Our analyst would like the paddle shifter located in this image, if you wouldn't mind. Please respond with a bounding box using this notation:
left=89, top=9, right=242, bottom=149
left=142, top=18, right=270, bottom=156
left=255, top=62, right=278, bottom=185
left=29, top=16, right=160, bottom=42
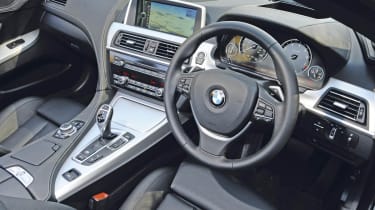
left=96, top=104, right=116, bottom=140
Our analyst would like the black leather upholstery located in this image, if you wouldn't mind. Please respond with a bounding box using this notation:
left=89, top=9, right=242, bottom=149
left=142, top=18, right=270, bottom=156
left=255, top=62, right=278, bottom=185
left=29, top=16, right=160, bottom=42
left=0, top=195, right=75, bottom=210
left=0, top=97, right=84, bottom=152
left=120, top=167, right=176, bottom=210
left=121, top=162, right=275, bottom=210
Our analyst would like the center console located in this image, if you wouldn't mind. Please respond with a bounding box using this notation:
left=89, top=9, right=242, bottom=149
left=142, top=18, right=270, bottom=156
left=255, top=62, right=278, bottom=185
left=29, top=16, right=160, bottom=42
left=108, top=0, right=206, bottom=100
left=54, top=0, right=211, bottom=201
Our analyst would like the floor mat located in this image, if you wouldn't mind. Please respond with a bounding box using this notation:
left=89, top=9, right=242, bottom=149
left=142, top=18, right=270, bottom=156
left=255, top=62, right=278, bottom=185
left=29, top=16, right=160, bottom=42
left=240, top=139, right=342, bottom=210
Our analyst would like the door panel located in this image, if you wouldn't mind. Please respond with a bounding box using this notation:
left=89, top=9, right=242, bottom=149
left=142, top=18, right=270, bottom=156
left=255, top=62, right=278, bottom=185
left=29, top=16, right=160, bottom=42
left=0, top=0, right=97, bottom=109
left=0, top=0, right=42, bottom=44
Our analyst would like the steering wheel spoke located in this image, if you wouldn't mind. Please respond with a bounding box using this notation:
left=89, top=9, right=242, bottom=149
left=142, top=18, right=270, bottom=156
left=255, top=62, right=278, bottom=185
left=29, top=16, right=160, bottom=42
left=198, top=125, right=232, bottom=156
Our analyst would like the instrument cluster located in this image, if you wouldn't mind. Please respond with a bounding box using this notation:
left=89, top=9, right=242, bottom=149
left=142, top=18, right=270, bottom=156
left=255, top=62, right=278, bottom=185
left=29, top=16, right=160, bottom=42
left=222, top=35, right=326, bottom=90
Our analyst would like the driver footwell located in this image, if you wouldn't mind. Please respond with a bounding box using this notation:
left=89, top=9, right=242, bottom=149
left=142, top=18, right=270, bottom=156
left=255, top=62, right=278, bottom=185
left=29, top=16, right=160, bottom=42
left=238, top=139, right=348, bottom=210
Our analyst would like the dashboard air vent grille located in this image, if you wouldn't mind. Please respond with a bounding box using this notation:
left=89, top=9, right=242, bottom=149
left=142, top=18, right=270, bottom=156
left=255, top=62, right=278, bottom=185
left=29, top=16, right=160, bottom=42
left=114, top=32, right=147, bottom=53
left=155, top=42, right=179, bottom=60
left=318, top=89, right=366, bottom=124
left=48, top=0, right=67, bottom=6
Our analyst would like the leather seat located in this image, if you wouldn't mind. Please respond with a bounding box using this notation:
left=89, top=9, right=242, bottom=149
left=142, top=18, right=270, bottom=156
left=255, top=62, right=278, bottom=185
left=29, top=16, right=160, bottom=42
left=120, top=162, right=275, bottom=210
left=0, top=97, right=84, bottom=152
left=0, top=195, right=75, bottom=210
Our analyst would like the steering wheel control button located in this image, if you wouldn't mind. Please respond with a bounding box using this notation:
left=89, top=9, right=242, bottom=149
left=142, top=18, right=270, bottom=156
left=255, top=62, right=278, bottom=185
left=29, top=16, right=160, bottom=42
left=254, top=100, right=274, bottom=122
left=255, top=108, right=265, bottom=115
left=6, top=166, right=34, bottom=187
left=210, top=89, right=226, bottom=107
left=63, top=169, right=80, bottom=182
left=177, top=77, right=192, bottom=95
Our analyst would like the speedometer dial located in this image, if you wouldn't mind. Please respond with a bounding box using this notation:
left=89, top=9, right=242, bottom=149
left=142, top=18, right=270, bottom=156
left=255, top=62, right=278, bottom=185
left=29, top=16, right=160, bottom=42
left=240, top=38, right=268, bottom=63
left=282, top=39, right=312, bottom=73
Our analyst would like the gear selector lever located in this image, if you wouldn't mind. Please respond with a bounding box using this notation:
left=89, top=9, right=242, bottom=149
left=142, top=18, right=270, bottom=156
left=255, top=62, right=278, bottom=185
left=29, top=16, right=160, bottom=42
left=96, top=104, right=116, bottom=140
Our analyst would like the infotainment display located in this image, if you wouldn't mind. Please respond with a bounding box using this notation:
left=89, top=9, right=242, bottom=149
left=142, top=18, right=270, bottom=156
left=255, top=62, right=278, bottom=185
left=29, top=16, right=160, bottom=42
left=136, top=0, right=200, bottom=37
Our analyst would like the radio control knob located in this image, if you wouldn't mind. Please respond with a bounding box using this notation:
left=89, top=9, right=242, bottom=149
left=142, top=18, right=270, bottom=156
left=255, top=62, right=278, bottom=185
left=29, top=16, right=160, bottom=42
left=113, top=60, right=125, bottom=66
left=155, top=88, right=164, bottom=97
left=113, top=75, right=129, bottom=85
left=116, top=76, right=128, bottom=85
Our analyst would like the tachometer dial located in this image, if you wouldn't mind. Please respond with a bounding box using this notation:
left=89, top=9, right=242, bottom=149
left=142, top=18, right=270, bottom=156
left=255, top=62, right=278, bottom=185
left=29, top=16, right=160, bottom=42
left=240, top=38, right=268, bottom=63
left=281, top=39, right=312, bottom=73
left=225, top=43, right=239, bottom=58
left=308, top=66, right=325, bottom=81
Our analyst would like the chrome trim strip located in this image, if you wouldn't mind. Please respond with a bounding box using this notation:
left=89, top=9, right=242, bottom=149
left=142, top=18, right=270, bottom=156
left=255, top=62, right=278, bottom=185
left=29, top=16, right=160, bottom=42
left=0, top=29, right=39, bottom=65
left=300, top=78, right=375, bottom=138
left=198, top=120, right=253, bottom=142
left=6, top=166, right=34, bottom=187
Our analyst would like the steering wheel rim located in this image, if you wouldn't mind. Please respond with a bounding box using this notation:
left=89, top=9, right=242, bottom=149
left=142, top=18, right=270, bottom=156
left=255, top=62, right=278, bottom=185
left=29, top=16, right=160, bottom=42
left=164, top=21, right=299, bottom=170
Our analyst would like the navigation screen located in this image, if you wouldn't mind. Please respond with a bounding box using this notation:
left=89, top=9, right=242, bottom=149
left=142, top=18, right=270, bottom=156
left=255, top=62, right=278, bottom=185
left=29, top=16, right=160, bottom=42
left=137, top=1, right=198, bottom=37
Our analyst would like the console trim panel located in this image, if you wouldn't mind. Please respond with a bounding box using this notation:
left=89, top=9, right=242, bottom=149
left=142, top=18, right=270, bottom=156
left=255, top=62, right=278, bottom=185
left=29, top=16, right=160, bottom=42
left=54, top=92, right=171, bottom=201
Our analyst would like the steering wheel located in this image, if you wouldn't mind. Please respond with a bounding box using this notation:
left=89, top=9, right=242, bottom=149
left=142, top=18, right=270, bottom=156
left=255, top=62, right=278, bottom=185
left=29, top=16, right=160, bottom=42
left=164, top=21, right=299, bottom=170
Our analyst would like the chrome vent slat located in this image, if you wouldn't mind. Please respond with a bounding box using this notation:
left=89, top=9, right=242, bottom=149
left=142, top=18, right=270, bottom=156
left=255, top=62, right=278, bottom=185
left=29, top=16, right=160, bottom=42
left=319, top=98, right=359, bottom=112
left=114, top=32, right=179, bottom=60
left=114, top=32, right=147, bottom=52
left=318, top=89, right=366, bottom=124
left=48, top=0, right=67, bottom=5
left=155, top=42, right=179, bottom=60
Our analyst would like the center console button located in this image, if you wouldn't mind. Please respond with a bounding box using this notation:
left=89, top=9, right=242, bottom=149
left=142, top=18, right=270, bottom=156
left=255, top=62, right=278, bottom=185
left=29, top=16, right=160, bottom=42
left=123, top=132, right=135, bottom=140
left=63, top=169, right=80, bottom=182
left=109, top=138, right=127, bottom=149
left=86, top=154, right=103, bottom=164
left=155, top=88, right=164, bottom=97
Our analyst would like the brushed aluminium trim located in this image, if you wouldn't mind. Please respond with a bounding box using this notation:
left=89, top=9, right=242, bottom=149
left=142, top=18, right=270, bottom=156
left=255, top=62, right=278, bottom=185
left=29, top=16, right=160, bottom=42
left=54, top=92, right=170, bottom=201
left=0, top=29, right=39, bottom=65
left=300, top=78, right=375, bottom=138
left=123, top=0, right=207, bottom=29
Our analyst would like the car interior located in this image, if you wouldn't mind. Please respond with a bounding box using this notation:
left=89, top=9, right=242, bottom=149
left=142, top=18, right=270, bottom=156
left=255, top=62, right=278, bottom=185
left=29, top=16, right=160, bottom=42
left=0, top=0, right=375, bottom=209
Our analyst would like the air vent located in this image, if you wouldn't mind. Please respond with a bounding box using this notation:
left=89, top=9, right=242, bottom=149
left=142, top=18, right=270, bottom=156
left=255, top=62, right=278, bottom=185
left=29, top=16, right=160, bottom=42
left=48, top=0, right=67, bottom=6
left=318, top=89, right=366, bottom=124
left=114, top=32, right=147, bottom=53
left=155, top=42, right=179, bottom=60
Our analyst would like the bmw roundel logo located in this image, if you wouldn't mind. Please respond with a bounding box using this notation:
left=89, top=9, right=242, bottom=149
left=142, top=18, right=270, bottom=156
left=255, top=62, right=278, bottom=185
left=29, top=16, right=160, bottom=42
left=210, top=89, right=226, bottom=107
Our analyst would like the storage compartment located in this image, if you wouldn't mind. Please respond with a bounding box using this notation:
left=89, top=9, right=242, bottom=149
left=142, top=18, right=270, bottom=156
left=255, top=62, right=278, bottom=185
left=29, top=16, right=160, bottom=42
left=112, top=97, right=165, bottom=132
left=11, top=140, right=60, bottom=166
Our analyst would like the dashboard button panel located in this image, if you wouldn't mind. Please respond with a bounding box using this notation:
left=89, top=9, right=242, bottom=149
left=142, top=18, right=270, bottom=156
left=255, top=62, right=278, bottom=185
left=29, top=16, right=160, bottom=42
left=298, top=112, right=373, bottom=166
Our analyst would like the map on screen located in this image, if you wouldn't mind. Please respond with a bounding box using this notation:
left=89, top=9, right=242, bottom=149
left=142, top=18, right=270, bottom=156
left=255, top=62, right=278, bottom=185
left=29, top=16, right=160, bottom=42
left=147, top=2, right=197, bottom=37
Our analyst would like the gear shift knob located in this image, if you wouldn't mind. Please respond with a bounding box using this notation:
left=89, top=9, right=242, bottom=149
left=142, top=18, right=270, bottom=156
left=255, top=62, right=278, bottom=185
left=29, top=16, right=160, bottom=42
left=96, top=104, right=115, bottom=139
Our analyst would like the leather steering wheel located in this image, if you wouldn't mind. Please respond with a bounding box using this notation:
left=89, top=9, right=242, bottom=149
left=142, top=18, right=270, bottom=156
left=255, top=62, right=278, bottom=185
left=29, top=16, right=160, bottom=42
left=164, top=21, right=299, bottom=169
